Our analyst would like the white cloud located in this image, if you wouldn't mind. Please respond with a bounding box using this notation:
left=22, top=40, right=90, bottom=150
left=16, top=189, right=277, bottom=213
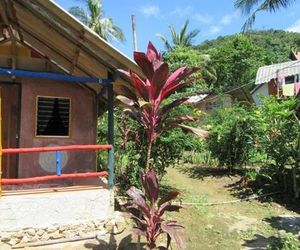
left=140, top=4, right=160, bottom=17
left=220, top=11, right=240, bottom=25
left=287, top=19, right=300, bottom=32
left=208, top=26, right=221, bottom=35
left=193, top=13, right=213, bottom=24
left=170, top=6, right=192, bottom=18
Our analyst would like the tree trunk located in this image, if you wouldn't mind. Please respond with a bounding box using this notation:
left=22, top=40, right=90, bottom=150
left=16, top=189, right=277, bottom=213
left=292, top=167, right=299, bottom=199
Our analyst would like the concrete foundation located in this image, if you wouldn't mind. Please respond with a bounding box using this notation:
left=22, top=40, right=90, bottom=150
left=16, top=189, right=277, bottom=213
left=0, top=188, right=114, bottom=232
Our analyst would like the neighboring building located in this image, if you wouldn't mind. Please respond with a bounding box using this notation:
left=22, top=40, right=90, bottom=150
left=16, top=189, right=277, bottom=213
left=251, top=60, right=300, bottom=105
left=194, top=87, right=253, bottom=114
left=0, top=0, right=140, bottom=240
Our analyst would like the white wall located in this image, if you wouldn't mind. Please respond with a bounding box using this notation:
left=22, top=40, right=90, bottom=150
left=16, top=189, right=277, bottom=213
left=0, top=189, right=114, bottom=231
left=252, top=83, right=269, bottom=106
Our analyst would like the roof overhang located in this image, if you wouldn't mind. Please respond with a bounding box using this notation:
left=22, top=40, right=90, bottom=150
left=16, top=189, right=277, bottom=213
left=255, top=60, right=300, bottom=85
left=0, top=0, right=141, bottom=95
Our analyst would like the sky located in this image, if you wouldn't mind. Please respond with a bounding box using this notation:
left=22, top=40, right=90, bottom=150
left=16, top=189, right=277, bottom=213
left=55, top=0, right=300, bottom=58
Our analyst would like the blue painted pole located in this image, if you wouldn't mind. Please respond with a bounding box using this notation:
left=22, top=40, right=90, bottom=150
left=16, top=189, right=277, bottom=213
left=0, top=68, right=113, bottom=84
left=107, top=84, right=115, bottom=189
left=56, top=151, right=62, bottom=176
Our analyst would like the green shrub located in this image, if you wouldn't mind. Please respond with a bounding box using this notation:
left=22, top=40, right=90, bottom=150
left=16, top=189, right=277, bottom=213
left=267, top=233, right=300, bottom=250
left=206, top=104, right=256, bottom=170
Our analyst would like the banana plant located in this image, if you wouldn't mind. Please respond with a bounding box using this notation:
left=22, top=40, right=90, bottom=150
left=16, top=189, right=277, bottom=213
left=117, top=42, right=208, bottom=169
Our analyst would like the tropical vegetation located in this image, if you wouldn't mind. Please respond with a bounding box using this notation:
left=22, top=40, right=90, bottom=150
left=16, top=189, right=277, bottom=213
left=235, top=0, right=296, bottom=30
left=157, top=20, right=200, bottom=50
left=116, top=42, right=207, bottom=171
left=69, top=0, right=125, bottom=42
left=205, top=96, right=300, bottom=198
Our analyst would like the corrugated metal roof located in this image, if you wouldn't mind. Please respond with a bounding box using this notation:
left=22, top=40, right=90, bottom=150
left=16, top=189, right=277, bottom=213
left=255, top=60, right=300, bottom=85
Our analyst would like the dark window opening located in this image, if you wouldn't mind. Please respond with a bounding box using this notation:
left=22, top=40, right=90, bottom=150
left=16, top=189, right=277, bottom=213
left=36, top=97, right=70, bottom=136
left=285, top=75, right=296, bottom=84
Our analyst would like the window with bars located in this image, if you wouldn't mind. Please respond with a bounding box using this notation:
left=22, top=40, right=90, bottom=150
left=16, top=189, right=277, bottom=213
left=36, top=96, right=70, bottom=137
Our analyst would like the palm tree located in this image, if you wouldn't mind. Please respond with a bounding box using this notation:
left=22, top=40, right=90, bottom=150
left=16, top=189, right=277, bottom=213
left=69, top=0, right=125, bottom=43
left=157, top=20, right=200, bottom=50
left=235, top=0, right=296, bottom=31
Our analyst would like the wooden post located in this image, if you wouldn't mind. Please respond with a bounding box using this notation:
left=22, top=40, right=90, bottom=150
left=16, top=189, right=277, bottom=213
left=0, top=87, right=2, bottom=196
left=131, top=14, right=138, bottom=51
left=107, top=84, right=114, bottom=189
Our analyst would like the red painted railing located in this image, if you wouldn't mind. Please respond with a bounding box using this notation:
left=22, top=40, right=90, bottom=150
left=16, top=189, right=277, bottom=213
left=1, top=145, right=111, bottom=185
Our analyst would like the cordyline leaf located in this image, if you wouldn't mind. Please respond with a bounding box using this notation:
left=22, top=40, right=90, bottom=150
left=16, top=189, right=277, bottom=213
left=124, top=109, right=141, bottom=123
left=118, top=85, right=138, bottom=102
left=132, top=228, right=147, bottom=237
left=130, top=215, right=148, bottom=230
left=158, top=204, right=182, bottom=217
left=152, top=63, right=169, bottom=99
left=165, top=67, right=199, bottom=89
left=127, top=187, right=150, bottom=217
left=147, top=41, right=162, bottom=71
left=126, top=205, right=141, bottom=218
left=161, top=222, right=183, bottom=248
left=166, top=221, right=184, bottom=229
left=116, top=95, right=137, bottom=107
left=134, top=52, right=154, bottom=80
left=161, top=67, right=200, bottom=100
left=138, top=100, right=152, bottom=108
left=130, top=72, right=149, bottom=101
left=158, top=191, right=180, bottom=208
left=164, top=66, right=186, bottom=87
left=164, top=115, right=195, bottom=125
left=177, top=124, right=209, bottom=139
left=147, top=41, right=161, bottom=63
left=141, top=169, right=159, bottom=205
left=158, top=98, right=188, bottom=117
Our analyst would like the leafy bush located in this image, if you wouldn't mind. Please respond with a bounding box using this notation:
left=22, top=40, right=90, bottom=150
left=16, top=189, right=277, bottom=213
left=206, top=104, right=256, bottom=169
left=97, top=108, right=196, bottom=192
left=267, top=233, right=300, bottom=250
left=204, top=96, right=300, bottom=198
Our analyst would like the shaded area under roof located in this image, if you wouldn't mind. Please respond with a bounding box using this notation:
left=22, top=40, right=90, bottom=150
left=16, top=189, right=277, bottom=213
left=255, top=60, right=300, bottom=85
left=0, top=0, right=141, bottom=94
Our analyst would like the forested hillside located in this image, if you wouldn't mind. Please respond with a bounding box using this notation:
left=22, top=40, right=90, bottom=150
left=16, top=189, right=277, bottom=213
left=197, top=29, right=300, bottom=63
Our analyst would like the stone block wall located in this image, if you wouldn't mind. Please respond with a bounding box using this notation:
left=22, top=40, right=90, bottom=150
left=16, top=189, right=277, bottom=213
left=0, top=188, right=114, bottom=247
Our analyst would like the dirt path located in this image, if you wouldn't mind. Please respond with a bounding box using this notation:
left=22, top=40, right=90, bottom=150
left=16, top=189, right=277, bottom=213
left=3, top=165, right=299, bottom=249
left=163, top=165, right=300, bottom=250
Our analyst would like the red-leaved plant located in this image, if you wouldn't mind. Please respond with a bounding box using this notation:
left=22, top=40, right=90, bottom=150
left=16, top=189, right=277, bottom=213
left=127, top=168, right=183, bottom=249
left=117, top=42, right=208, bottom=169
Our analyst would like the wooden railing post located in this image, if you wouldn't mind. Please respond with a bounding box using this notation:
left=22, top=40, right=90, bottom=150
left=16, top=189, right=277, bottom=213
left=0, top=87, right=2, bottom=196
left=107, top=83, right=114, bottom=189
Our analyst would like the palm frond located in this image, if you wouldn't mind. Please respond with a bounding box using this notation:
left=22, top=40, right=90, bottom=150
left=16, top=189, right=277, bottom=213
left=68, top=6, right=90, bottom=26
left=156, top=34, right=172, bottom=51
left=237, top=0, right=295, bottom=31
left=69, top=0, right=125, bottom=43
left=179, top=20, right=189, bottom=45
left=234, top=0, right=262, bottom=14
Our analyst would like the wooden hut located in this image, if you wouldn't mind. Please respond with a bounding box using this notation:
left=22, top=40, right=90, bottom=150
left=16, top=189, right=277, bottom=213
left=0, top=0, right=139, bottom=241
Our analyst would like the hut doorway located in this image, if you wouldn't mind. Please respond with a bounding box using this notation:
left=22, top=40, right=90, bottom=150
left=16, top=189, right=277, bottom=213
left=0, top=82, right=20, bottom=178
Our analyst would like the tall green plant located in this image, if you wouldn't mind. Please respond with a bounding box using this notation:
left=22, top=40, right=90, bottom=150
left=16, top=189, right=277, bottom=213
left=253, top=96, right=299, bottom=193
left=206, top=104, right=256, bottom=170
